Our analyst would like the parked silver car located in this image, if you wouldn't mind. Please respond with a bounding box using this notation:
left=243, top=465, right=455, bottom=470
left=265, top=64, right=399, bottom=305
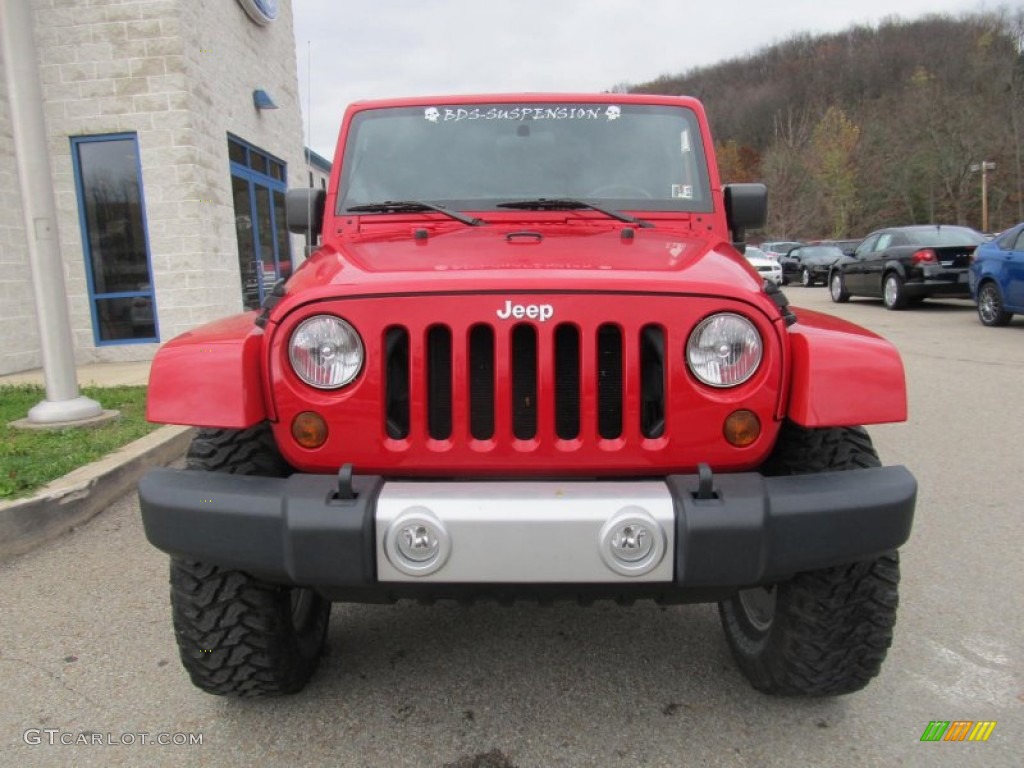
left=744, top=246, right=783, bottom=285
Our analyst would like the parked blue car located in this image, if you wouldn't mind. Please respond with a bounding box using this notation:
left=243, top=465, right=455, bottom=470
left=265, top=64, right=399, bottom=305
left=969, top=223, right=1024, bottom=326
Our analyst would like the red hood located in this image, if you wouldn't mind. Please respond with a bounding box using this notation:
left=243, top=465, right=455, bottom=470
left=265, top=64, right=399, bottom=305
left=281, top=220, right=767, bottom=306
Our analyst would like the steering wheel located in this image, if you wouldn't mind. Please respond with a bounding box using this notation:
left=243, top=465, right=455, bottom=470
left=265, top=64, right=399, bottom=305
left=586, top=184, right=654, bottom=199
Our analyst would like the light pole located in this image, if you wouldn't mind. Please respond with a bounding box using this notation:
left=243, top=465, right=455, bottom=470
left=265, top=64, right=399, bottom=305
left=1, top=0, right=104, bottom=425
left=970, top=160, right=996, bottom=233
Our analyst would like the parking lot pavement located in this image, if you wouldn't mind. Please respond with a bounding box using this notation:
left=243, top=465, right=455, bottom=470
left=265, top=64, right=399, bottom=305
left=1, top=288, right=1021, bottom=767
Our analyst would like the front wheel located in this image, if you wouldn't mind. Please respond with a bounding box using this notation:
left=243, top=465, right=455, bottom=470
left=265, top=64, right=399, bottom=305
left=171, top=424, right=331, bottom=696
left=171, top=560, right=330, bottom=696
left=977, top=281, right=1013, bottom=326
left=719, top=553, right=899, bottom=696
left=801, top=268, right=814, bottom=287
left=719, top=422, right=901, bottom=696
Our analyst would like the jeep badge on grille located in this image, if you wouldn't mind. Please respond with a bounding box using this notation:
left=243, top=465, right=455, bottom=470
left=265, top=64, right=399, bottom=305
left=496, top=301, right=554, bottom=322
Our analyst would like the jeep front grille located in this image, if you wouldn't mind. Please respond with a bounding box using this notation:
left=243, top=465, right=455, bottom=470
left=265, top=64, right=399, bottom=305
left=384, top=321, right=666, bottom=444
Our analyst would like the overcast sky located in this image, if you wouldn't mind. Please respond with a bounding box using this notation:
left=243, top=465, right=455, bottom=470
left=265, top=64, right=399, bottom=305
left=292, top=0, right=986, bottom=158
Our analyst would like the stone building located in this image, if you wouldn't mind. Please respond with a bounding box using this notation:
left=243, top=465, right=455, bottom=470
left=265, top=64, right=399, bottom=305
left=0, top=0, right=309, bottom=375
left=306, top=147, right=331, bottom=192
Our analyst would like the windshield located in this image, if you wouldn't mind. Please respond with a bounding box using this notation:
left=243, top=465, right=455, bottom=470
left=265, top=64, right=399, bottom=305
left=337, top=102, right=711, bottom=214
left=799, top=246, right=844, bottom=260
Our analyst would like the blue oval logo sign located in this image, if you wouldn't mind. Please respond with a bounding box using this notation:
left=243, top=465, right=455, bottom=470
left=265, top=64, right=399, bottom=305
left=236, top=0, right=278, bottom=25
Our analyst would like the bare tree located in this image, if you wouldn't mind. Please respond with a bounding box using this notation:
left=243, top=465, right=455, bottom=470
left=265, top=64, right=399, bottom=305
left=762, top=109, right=818, bottom=237
left=810, top=106, right=860, bottom=237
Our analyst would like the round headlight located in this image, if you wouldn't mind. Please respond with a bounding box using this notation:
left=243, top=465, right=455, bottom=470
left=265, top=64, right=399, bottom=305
left=289, top=315, right=364, bottom=389
left=686, top=313, right=762, bottom=387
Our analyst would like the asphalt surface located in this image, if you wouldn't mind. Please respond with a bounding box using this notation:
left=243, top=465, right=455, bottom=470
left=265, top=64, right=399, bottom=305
left=2, top=287, right=1022, bottom=767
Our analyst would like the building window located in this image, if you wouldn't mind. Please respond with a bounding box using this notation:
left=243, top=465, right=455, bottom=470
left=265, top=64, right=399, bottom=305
left=71, top=134, right=157, bottom=344
left=228, top=135, right=291, bottom=310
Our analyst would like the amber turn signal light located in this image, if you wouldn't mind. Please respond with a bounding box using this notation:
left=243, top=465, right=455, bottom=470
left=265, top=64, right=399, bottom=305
left=723, top=410, right=760, bottom=447
left=292, top=411, right=328, bottom=449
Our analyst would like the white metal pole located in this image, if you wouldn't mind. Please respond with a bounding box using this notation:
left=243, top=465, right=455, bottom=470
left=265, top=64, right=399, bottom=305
left=981, top=164, right=989, bottom=234
left=1, top=0, right=102, bottom=423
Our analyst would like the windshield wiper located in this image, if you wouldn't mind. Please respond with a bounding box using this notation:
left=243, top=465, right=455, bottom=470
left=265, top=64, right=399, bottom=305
left=346, top=200, right=485, bottom=227
left=496, top=198, right=654, bottom=228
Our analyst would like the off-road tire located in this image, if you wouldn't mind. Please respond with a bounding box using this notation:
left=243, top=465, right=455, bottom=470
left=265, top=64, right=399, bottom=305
left=758, top=421, right=881, bottom=475
left=171, top=423, right=330, bottom=696
left=186, top=424, right=292, bottom=476
left=170, top=559, right=330, bottom=697
left=829, top=271, right=850, bottom=303
left=883, top=272, right=908, bottom=310
left=977, top=281, right=1013, bottom=327
left=718, top=422, right=900, bottom=696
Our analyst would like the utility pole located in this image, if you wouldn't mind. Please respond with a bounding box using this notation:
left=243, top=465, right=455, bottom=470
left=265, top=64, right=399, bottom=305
left=1, top=0, right=104, bottom=424
left=970, top=160, right=996, bottom=233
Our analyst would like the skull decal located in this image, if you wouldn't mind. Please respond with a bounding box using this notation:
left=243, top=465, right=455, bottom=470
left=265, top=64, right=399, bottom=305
left=605, top=106, right=621, bottom=121
left=424, top=107, right=440, bottom=123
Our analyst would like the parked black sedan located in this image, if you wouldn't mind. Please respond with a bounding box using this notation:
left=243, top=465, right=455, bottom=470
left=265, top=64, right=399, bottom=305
left=780, top=244, right=846, bottom=286
left=828, top=225, right=985, bottom=309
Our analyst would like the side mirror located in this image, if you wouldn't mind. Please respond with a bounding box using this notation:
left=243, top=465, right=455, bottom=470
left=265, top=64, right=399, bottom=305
left=286, top=188, right=326, bottom=238
left=724, top=183, right=767, bottom=249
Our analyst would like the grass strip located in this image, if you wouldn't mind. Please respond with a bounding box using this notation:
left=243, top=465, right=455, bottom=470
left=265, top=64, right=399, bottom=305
left=1, top=384, right=158, bottom=500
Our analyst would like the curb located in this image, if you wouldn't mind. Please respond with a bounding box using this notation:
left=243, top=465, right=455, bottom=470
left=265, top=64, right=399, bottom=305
left=0, top=425, right=194, bottom=561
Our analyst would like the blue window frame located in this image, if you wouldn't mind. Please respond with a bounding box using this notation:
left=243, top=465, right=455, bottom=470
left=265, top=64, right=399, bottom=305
left=71, top=133, right=158, bottom=344
left=228, top=135, right=291, bottom=310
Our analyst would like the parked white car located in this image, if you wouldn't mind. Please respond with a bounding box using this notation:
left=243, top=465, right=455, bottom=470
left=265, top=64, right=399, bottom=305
left=759, top=241, right=803, bottom=260
left=743, top=247, right=783, bottom=286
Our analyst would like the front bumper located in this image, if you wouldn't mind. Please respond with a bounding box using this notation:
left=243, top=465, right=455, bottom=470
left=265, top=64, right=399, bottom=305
left=809, top=265, right=832, bottom=280
left=138, top=466, right=916, bottom=601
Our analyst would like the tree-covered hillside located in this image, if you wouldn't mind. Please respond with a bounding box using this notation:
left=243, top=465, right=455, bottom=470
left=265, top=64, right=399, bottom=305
left=629, top=11, right=1024, bottom=238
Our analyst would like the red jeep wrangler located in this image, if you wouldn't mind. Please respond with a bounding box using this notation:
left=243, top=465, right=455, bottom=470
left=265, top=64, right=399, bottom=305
left=139, top=94, right=916, bottom=698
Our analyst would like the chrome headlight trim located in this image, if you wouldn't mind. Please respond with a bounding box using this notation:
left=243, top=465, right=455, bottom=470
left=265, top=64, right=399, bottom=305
left=686, top=312, right=763, bottom=388
left=288, top=315, right=364, bottom=389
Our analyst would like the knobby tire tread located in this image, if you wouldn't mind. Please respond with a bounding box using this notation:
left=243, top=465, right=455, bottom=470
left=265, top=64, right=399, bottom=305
left=719, top=422, right=900, bottom=696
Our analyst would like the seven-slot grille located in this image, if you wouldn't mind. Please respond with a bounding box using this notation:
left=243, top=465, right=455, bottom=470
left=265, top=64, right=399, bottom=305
left=384, top=322, right=667, bottom=444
